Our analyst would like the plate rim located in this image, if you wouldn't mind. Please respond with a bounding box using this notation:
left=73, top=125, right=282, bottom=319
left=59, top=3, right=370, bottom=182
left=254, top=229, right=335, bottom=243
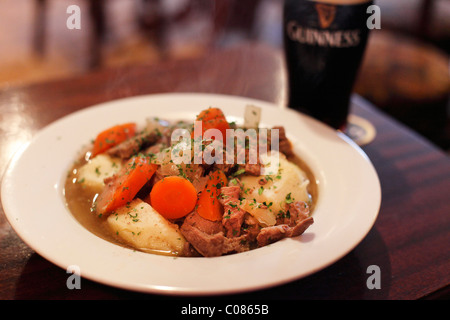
left=1, top=92, right=381, bottom=296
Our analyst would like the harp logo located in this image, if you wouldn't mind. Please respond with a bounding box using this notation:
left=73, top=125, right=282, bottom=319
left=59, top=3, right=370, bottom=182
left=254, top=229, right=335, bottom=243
left=315, top=3, right=337, bottom=29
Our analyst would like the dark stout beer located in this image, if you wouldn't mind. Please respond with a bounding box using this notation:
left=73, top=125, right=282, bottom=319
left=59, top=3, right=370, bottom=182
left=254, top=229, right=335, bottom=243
left=284, top=0, right=373, bottom=129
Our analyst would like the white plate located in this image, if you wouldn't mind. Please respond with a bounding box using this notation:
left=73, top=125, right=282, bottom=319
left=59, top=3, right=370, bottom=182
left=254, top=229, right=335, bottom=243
left=1, top=93, right=381, bottom=296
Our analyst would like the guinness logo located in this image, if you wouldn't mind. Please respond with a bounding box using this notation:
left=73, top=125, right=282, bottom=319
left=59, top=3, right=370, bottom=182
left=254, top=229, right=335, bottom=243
left=315, top=3, right=336, bottom=29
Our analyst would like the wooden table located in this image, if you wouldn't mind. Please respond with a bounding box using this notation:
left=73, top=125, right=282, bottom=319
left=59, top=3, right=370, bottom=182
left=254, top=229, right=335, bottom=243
left=0, top=43, right=449, bottom=301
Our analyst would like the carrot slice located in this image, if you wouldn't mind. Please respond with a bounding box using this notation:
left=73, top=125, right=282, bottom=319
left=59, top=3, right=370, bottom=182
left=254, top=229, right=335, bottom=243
left=192, top=107, right=230, bottom=144
left=149, top=176, right=198, bottom=220
left=197, top=107, right=226, bottom=123
left=95, top=155, right=158, bottom=214
left=92, top=123, right=136, bottom=157
left=197, top=170, right=228, bottom=221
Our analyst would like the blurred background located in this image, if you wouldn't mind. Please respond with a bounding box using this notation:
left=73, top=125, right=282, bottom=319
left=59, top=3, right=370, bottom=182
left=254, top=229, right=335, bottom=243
left=0, top=0, right=449, bottom=151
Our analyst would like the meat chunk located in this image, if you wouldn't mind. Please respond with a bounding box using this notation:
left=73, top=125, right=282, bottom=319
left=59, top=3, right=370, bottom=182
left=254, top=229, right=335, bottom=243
left=256, top=225, right=290, bottom=247
left=220, top=126, right=291, bottom=175
left=220, top=186, right=246, bottom=237
left=188, top=165, right=208, bottom=193
left=257, top=201, right=314, bottom=247
left=183, top=210, right=224, bottom=235
left=107, top=131, right=160, bottom=159
left=220, top=185, right=240, bottom=200
left=277, top=201, right=310, bottom=226
left=242, top=162, right=262, bottom=176
left=207, top=139, right=263, bottom=176
left=155, top=161, right=207, bottom=194
left=181, top=224, right=227, bottom=257
left=144, top=142, right=167, bottom=155
left=212, top=162, right=236, bottom=175
left=180, top=211, right=225, bottom=257
left=223, top=234, right=251, bottom=254
left=270, top=126, right=294, bottom=157
left=243, top=214, right=261, bottom=242
left=256, top=217, right=313, bottom=247
left=236, top=146, right=263, bottom=176
left=180, top=211, right=251, bottom=257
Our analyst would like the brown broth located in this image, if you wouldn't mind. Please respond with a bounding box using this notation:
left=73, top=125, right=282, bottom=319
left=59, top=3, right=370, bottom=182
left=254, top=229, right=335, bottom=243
left=65, top=160, right=117, bottom=243
left=288, top=154, right=319, bottom=212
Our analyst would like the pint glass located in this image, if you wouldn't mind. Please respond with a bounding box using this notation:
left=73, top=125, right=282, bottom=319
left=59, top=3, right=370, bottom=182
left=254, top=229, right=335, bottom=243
left=283, top=0, right=373, bottom=130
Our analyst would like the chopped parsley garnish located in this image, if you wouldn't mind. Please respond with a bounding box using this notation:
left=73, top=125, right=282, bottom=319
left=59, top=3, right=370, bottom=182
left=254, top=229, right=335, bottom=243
left=285, top=192, right=294, bottom=204
left=258, top=186, right=264, bottom=195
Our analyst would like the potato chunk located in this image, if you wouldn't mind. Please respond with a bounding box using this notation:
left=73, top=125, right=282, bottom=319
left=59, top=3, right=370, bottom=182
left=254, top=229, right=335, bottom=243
left=107, top=199, right=186, bottom=255
left=77, top=154, right=122, bottom=192
left=239, top=151, right=310, bottom=226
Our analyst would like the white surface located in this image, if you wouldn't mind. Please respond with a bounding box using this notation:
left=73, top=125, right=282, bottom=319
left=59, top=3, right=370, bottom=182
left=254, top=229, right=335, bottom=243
left=1, top=93, right=381, bottom=296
